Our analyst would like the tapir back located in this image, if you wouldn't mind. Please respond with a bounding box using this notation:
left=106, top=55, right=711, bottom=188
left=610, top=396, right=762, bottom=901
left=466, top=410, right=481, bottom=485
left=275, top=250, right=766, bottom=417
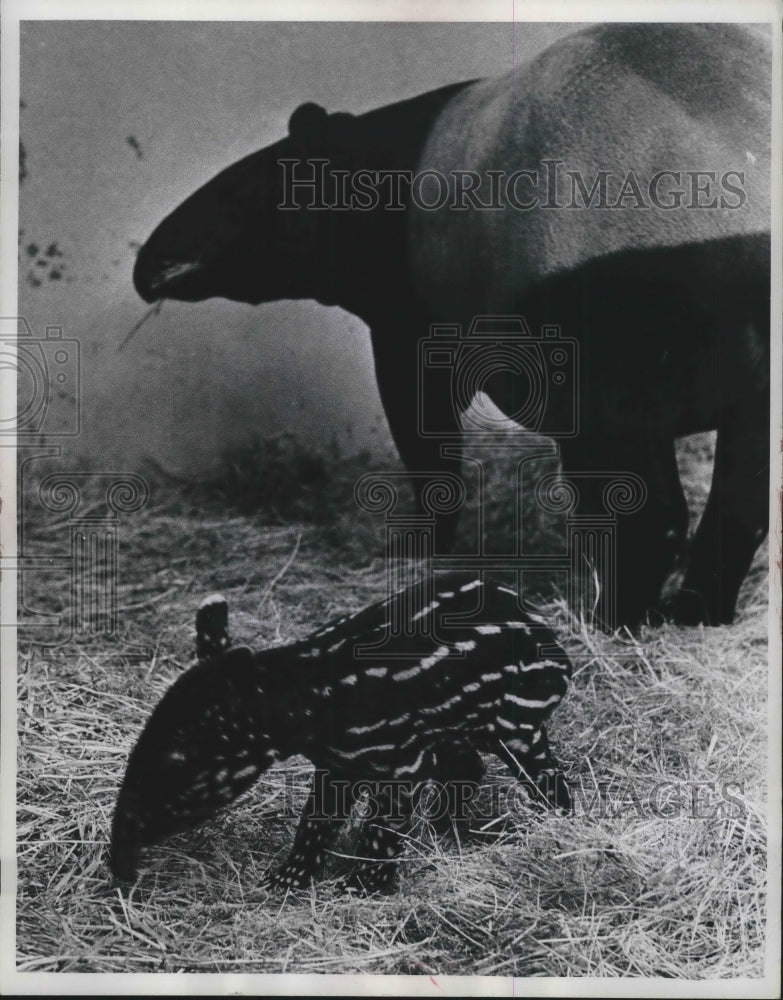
left=410, top=23, right=771, bottom=319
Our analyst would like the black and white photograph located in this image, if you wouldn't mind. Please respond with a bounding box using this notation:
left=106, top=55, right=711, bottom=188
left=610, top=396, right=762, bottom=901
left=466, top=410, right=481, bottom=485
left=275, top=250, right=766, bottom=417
left=1, top=0, right=780, bottom=993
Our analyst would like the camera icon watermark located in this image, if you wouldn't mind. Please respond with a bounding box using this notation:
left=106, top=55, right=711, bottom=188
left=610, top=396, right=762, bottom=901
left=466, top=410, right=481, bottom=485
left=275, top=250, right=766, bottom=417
left=0, top=316, right=80, bottom=437
left=418, top=315, right=579, bottom=439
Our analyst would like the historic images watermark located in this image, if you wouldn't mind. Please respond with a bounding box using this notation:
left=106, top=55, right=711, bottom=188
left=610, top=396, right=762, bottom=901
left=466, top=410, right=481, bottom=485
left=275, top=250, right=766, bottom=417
left=278, top=159, right=748, bottom=212
left=266, top=771, right=749, bottom=823
left=1, top=316, right=148, bottom=646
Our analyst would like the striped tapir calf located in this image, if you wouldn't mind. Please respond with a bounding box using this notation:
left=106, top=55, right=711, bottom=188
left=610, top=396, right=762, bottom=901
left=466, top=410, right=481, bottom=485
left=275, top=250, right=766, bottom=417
left=131, top=23, right=771, bottom=628
left=110, top=575, right=571, bottom=893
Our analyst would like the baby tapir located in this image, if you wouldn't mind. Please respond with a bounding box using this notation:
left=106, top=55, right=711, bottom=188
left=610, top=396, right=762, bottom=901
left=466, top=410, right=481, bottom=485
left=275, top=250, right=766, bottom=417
left=110, top=574, right=572, bottom=893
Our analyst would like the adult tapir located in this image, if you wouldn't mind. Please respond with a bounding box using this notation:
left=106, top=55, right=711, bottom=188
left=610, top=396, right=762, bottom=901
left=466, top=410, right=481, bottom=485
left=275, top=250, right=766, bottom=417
left=133, top=23, right=771, bottom=628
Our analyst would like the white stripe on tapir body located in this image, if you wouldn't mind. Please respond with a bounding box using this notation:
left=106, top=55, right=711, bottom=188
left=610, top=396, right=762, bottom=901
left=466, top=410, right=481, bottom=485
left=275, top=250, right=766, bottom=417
left=347, top=718, right=388, bottom=736
left=411, top=600, right=439, bottom=622
left=504, top=692, right=562, bottom=709
left=114, top=576, right=573, bottom=891
left=418, top=646, right=450, bottom=670
left=233, top=764, right=259, bottom=781
left=334, top=743, right=397, bottom=760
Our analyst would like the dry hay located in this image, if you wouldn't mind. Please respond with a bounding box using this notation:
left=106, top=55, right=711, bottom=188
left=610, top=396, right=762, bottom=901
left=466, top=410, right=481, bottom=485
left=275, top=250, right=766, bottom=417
left=14, top=432, right=771, bottom=978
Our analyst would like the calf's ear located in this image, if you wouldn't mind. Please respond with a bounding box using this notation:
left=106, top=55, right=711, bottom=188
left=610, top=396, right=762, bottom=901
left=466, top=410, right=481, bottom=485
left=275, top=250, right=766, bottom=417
left=195, top=594, right=230, bottom=663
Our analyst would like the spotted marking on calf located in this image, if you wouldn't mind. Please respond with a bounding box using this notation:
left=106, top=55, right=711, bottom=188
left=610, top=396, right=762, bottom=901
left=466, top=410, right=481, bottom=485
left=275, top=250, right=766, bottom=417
left=111, top=574, right=571, bottom=894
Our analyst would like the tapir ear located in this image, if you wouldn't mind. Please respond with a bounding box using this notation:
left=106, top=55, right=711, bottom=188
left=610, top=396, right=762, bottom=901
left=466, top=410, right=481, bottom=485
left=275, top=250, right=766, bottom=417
left=195, top=594, right=230, bottom=663
left=288, top=102, right=328, bottom=142
left=289, top=103, right=356, bottom=150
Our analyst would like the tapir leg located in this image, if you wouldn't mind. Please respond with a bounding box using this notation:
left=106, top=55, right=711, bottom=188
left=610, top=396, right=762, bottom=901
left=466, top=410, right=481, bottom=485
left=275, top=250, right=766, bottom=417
left=559, top=437, right=689, bottom=629
left=428, top=742, right=484, bottom=835
left=670, top=410, right=769, bottom=625
left=370, top=322, right=464, bottom=551
left=340, top=749, right=440, bottom=893
left=264, top=769, right=351, bottom=889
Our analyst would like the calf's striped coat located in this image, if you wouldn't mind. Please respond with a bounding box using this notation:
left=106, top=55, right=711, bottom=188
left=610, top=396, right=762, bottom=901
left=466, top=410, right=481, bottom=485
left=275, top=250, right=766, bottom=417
left=111, top=574, right=571, bottom=892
